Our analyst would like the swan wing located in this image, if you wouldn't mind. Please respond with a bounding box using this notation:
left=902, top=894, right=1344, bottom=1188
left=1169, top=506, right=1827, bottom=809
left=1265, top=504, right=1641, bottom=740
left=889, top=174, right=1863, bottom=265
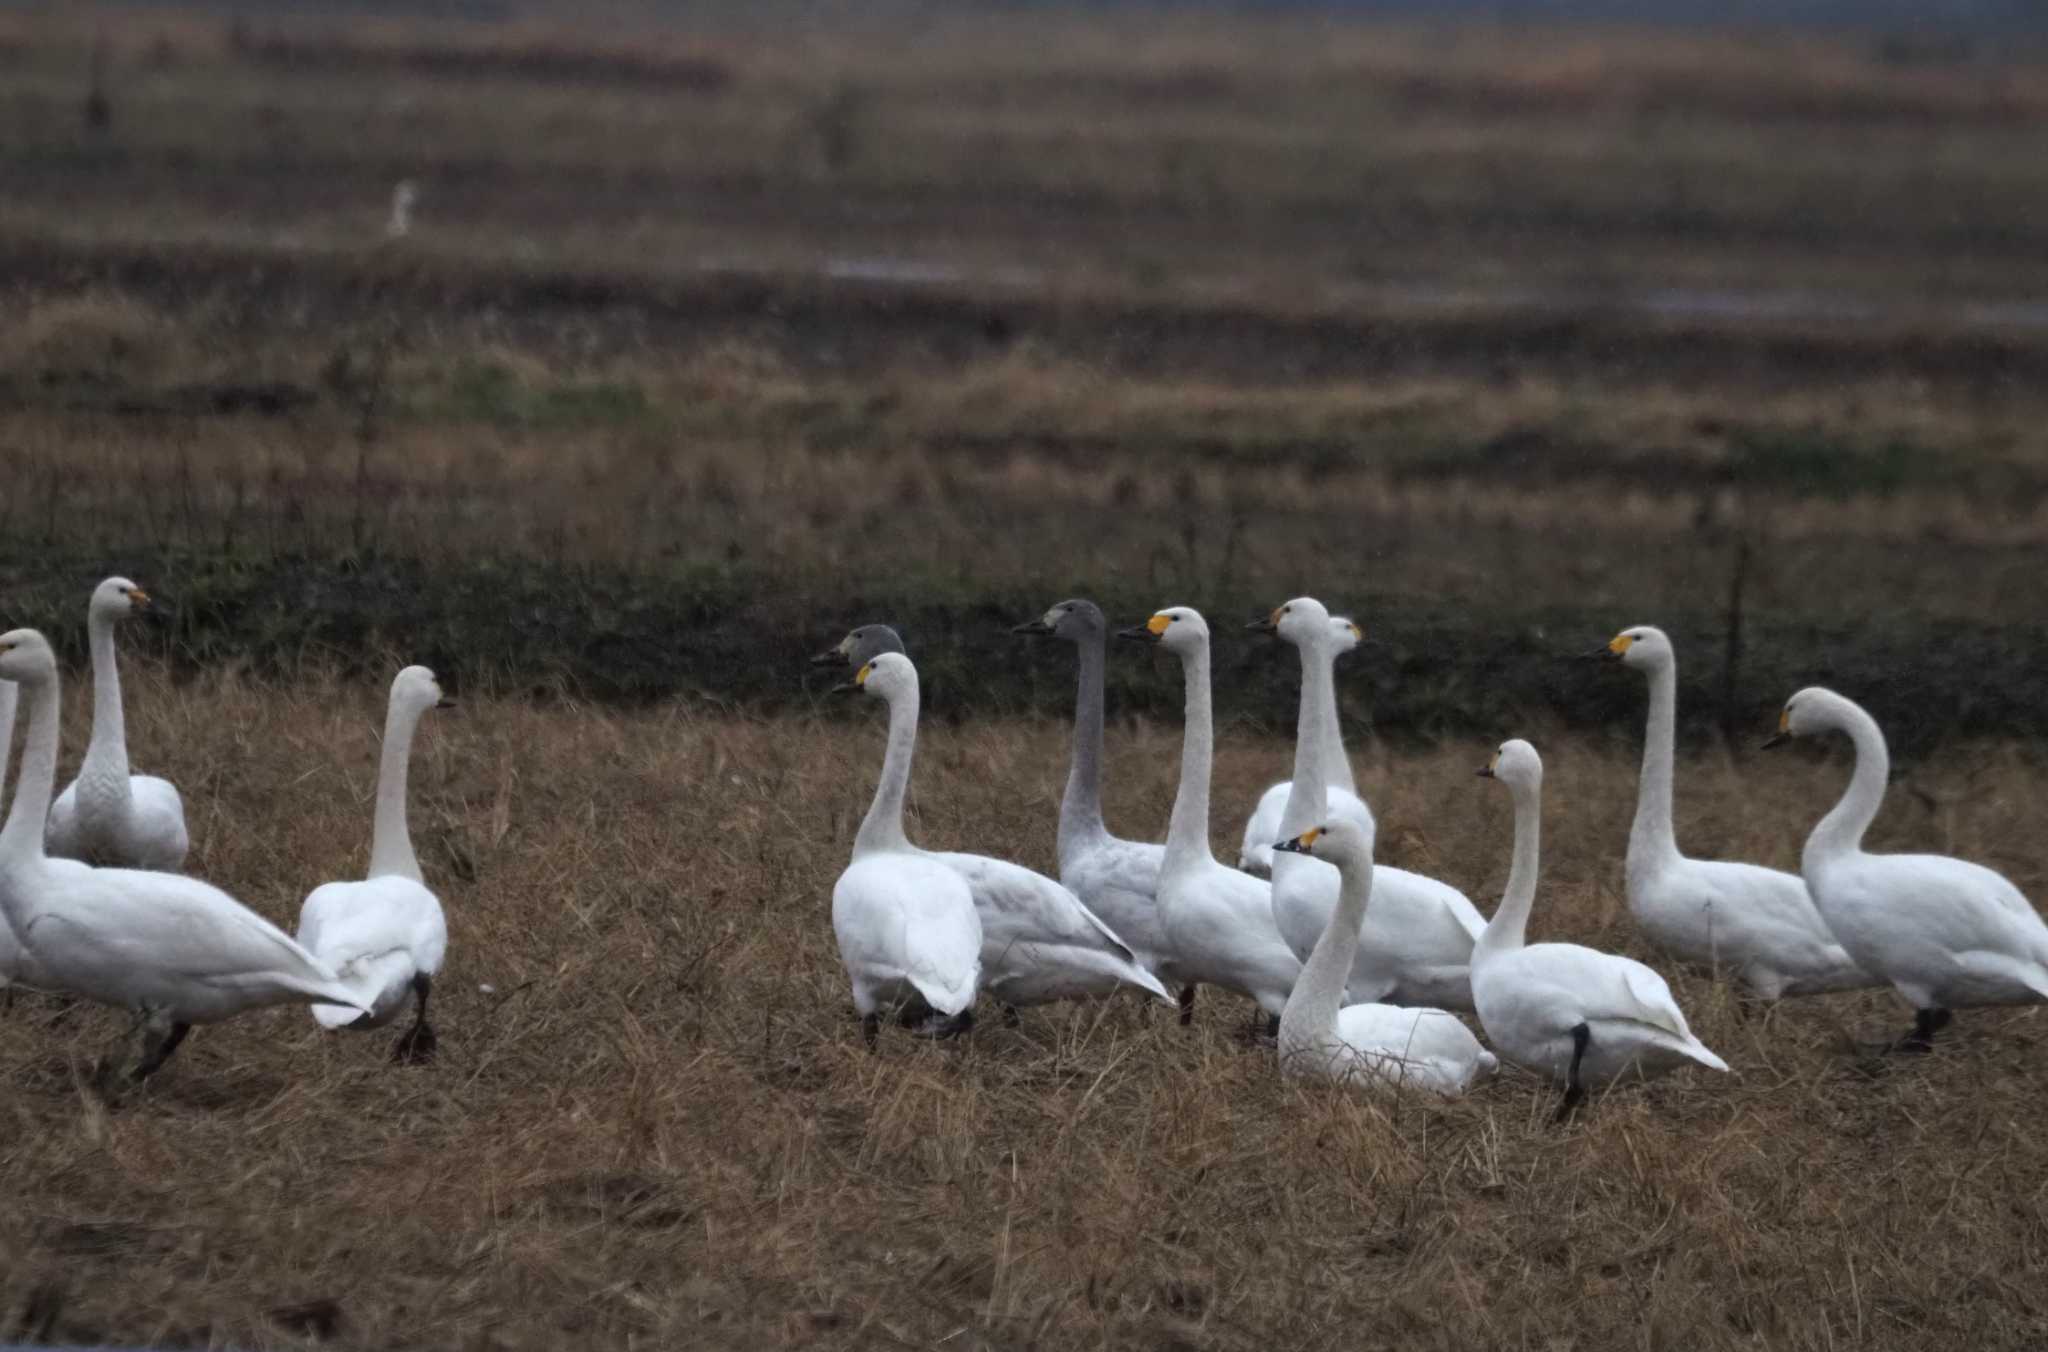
left=833, top=854, right=981, bottom=1015
left=933, top=851, right=1171, bottom=1002
left=42, top=781, right=83, bottom=860
left=128, top=775, right=191, bottom=869
left=297, top=877, right=448, bottom=980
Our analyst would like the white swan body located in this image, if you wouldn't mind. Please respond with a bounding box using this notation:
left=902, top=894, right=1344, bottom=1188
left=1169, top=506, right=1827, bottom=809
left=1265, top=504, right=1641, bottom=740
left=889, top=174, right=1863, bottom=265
left=834, top=653, right=981, bottom=1044
left=1773, top=688, right=2048, bottom=1043
left=1605, top=626, right=1872, bottom=998
left=0, top=629, right=370, bottom=1078
left=44, top=577, right=189, bottom=872
left=1123, top=608, right=1302, bottom=1018
left=1239, top=615, right=1372, bottom=876
left=1261, top=599, right=1485, bottom=1010
left=296, top=666, right=452, bottom=1057
left=0, top=679, right=22, bottom=986
left=1274, top=820, right=1496, bottom=1095
left=1472, top=739, right=1727, bottom=1115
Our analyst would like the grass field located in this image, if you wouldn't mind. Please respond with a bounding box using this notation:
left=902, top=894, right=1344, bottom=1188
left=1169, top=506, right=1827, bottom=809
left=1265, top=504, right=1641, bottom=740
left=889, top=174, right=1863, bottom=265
left=3, top=667, right=2047, bottom=1349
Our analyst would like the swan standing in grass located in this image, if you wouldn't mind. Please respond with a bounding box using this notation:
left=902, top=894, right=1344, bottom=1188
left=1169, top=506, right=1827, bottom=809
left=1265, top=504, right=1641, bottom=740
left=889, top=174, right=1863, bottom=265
left=0, top=629, right=370, bottom=1083
left=1013, top=599, right=1191, bottom=1014
left=1473, top=739, right=1728, bottom=1120
left=1259, top=598, right=1486, bottom=1010
left=45, top=577, right=189, bottom=872
left=1121, top=608, right=1302, bottom=1026
left=1272, top=821, right=1496, bottom=1095
left=295, top=666, right=453, bottom=1063
left=1767, top=687, right=2048, bottom=1050
left=1239, top=614, right=1373, bottom=877
left=1599, top=626, right=1872, bottom=1001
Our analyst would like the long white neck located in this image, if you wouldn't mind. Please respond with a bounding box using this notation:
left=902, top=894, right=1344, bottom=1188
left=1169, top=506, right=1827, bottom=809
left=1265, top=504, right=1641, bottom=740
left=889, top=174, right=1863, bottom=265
left=0, top=682, right=16, bottom=811
left=1477, top=777, right=1541, bottom=958
left=1163, top=642, right=1216, bottom=873
left=367, top=695, right=427, bottom=881
left=1278, top=634, right=1334, bottom=838
left=1057, top=631, right=1110, bottom=859
left=1278, top=849, right=1370, bottom=1058
left=82, top=612, right=133, bottom=788
left=853, top=682, right=919, bottom=857
left=1316, top=643, right=1357, bottom=796
left=1628, top=659, right=1682, bottom=875
left=1804, top=699, right=1888, bottom=872
left=0, top=671, right=59, bottom=872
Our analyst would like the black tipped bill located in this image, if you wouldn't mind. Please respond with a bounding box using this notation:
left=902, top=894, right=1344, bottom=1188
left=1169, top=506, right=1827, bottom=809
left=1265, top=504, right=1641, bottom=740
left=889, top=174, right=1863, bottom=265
left=1116, top=626, right=1160, bottom=645
left=1760, top=731, right=1791, bottom=751
left=1273, top=836, right=1309, bottom=855
left=1011, top=618, right=1054, bottom=636
left=1245, top=616, right=1278, bottom=634
left=1476, top=765, right=1495, bottom=778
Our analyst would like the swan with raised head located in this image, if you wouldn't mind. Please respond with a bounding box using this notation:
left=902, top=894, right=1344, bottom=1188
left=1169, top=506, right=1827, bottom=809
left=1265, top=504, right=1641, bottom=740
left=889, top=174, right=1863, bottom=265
left=45, top=577, right=189, bottom=871
left=1013, top=599, right=1188, bottom=1012
left=1767, top=687, right=2048, bottom=1050
left=0, top=629, right=370, bottom=1082
left=1473, top=739, right=1728, bottom=1119
left=832, top=652, right=982, bottom=1047
left=295, top=666, right=453, bottom=1062
left=1272, top=820, right=1496, bottom=1095
left=1238, top=614, right=1373, bottom=877
left=1260, top=599, right=1486, bottom=1010
left=812, top=624, right=904, bottom=671
left=1120, top=607, right=1302, bottom=1023
left=1600, top=626, right=1872, bottom=999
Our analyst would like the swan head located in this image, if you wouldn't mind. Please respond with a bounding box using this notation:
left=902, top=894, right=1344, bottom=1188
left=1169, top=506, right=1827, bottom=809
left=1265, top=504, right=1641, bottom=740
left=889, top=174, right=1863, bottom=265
left=1273, top=816, right=1374, bottom=866
left=1477, top=738, right=1542, bottom=789
left=1598, top=624, right=1673, bottom=670
left=839, top=650, right=917, bottom=702
left=1766, top=686, right=1846, bottom=749
left=1247, top=596, right=1333, bottom=651
left=0, top=629, right=58, bottom=686
left=393, top=664, right=454, bottom=714
left=1011, top=598, right=1104, bottom=643
left=1117, top=606, right=1206, bottom=654
left=1327, top=616, right=1362, bottom=657
left=91, top=576, right=158, bottom=622
left=811, top=624, right=906, bottom=670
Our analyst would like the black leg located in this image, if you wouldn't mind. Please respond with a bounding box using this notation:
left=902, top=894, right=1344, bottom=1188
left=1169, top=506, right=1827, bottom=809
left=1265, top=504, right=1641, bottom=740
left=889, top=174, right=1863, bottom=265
left=862, top=1013, right=881, bottom=1051
left=391, top=973, right=438, bottom=1065
left=1553, top=1022, right=1591, bottom=1124
left=1892, top=1007, right=1952, bottom=1054
left=910, top=1009, right=975, bottom=1040
left=131, top=1018, right=192, bottom=1083
left=1266, top=1011, right=1282, bottom=1039
left=1178, top=985, right=1197, bottom=1027
left=1002, top=1004, right=1021, bottom=1029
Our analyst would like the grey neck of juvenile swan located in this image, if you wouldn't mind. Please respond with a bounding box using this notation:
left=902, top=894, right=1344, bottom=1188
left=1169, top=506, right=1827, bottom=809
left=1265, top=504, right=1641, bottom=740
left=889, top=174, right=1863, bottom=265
left=0, top=670, right=58, bottom=868
left=1804, top=694, right=1889, bottom=872
left=1317, top=642, right=1357, bottom=796
left=1274, top=629, right=1334, bottom=886
left=367, top=694, right=427, bottom=882
left=0, top=682, right=15, bottom=809
left=1278, top=845, right=1370, bottom=1061
left=1477, top=775, right=1541, bottom=958
left=854, top=678, right=919, bottom=857
left=1164, top=641, right=1216, bottom=875
left=82, top=611, right=134, bottom=795
left=1057, top=628, right=1110, bottom=859
left=1627, top=657, right=1684, bottom=880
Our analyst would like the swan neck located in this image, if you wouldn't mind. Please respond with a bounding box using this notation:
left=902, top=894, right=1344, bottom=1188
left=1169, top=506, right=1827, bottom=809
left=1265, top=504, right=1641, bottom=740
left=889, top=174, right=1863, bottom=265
left=1278, top=634, right=1333, bottom=839
left=1479, top=778, right=1541, bottom=956
left=367, top=694, right=426, bottom=881
left=854, top=682, right=919, bottom=856
left=0, top=672, right=59, bottom=867
left=1629, top=660, right=1681, bottom=870
left=83, top=613, right=132, bottom=785
left=1315, top=640, right=1356, bottom=795
left=1057, top=631, right=1109, bottom=858
left=1807, top=703, right=1888, bottom=868
left=0, top=682, right=15, bottom=809
left=1279, top=853, right=1369, bottom=1056
left=1164, top=643, right=1215, bottom=870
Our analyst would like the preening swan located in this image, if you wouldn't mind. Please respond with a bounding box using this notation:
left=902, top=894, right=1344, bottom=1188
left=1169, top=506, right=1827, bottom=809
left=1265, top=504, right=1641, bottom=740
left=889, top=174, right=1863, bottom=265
left=833, top=652, right=982, bottom=1047
left=1013, top=599, right=1187, bottom=1010
left=1767, top=687, right=2048, bottom=1050
left=1258, top=598, right=1486, bottom=1010
left=45, top=576, right=190, bottom=872
left=1473, top=739, right=1727, bottom=1120
left=1238, top=614, right=1372, bottom=876
left=1120, top=608, right=1302, bottom=1023
left=812, top=624, right=904, bottom=671
left=295, top=666, right=453, bottom=1063
left=0, top=629, right=370, bottom=1082
left=1599, top=626, right=1871, bottom=1000
left=1272, top=820, right=1496, bottom=1095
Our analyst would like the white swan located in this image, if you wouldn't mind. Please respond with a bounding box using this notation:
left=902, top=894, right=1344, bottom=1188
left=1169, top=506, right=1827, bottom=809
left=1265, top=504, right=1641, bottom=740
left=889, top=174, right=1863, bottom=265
left=1601, top=626, right=1872, bottom=999
left=1473, top=739, right=1728, bottom=1119
left=1272, top=820, right=1497, bottom=1095
left=1014, top=599, right=1188, bottom=1012
left=0, top=678, right=21, bottom=988
left=1120, top=607, right=1302, bottom=1022
left=1768, top=687, right=2048, bottom=1050
left=45, top=577, right=189, bottom=871
left=833, top=652, right=982, bottom=1047
left=295, top=665, right=452, bottom=1062
left=0, top=629, right=370, bottom=1083
left=1261, top=599, right=1487, bottom=1010
left=1238, top=614, right=1372, bottom=876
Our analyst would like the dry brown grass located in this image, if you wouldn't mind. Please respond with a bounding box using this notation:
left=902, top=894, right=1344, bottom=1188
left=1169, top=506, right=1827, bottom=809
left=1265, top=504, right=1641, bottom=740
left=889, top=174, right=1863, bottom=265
left=4, top=660, right=2048, bottom=1349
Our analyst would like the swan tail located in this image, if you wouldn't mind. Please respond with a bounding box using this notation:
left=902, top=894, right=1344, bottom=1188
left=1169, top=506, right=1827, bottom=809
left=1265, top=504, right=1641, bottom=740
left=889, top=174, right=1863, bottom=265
left=909, top=969, right=979, bottom=1018
left=306, top=949, right=414, bottom=1026
left=1684, top=1040, right=1731, bottom=1074
left=312, top=1000, right=370, bottom=1030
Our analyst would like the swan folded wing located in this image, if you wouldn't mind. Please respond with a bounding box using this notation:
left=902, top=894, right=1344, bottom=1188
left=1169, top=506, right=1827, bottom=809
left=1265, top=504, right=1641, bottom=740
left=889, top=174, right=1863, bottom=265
left=1380, top=867, right=1488, bottom=945
left=47, top=868, right=352, bottom=992
left=834, top=857, right=980, bottom=1014
left=932, top=852, right=1141, bottom=964
left=129, top=776, right=191, bottom=859
left=299, top=878, right=446, bottom=973
left=1672, top=860, right=1846, bottom=965
left=1612, top=962, right=1695, bottom=1041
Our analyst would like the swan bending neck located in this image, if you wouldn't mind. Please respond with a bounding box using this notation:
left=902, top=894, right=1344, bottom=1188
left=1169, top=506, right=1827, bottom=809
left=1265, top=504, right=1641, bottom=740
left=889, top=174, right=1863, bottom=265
left=854, top=685, right=919, bottom=856
left=1807, top=702, right=1889, bottom=867
left=1479, top=779, right=1541, bottom=957
left=1279, top=854, right=1370, bottom=1058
